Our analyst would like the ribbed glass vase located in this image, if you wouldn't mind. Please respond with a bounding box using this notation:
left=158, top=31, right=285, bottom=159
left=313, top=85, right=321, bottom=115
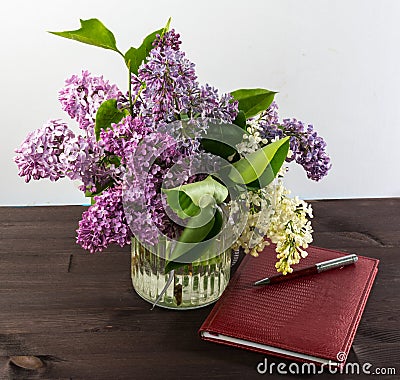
left=131, top=237, right=231, bottom=309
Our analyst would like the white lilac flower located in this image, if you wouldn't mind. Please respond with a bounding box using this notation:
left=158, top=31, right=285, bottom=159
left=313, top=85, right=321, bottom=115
left=265, top=180, right=313, bottom=274
left=230, top=174, right=313, bottom=274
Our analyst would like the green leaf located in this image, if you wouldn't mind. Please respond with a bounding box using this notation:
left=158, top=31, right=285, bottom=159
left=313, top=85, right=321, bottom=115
left=124, top=28, right=162, bottom=74
left=124, top=18, right=171, bottom=75
left=49, top=19, right=120, bottom=53
left=162, top=17, right=172, bottom=36
left=203, top=207, right=223, bottom=241
left=200, top=120, right=248, bottom=160
left=95, top=99, right=128, bottom=140
left=163, top=190, right=201, bottom=219
left=163, top=176, right=227, bottom=273
left=246, top=139, right=290, bottom=189
left=230, top=137, right=290, bottom=186
left=230, top=88, right=277, bottom=118
left=200, top=139, right=238, bottom=161
left=164, top=207, right=223, bottom=273
left=233, top=110, right=247, bottom=129
left=162, top=175, right=228, bottom=219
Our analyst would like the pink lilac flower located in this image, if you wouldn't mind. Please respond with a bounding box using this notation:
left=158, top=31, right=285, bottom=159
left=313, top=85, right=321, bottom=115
left=14, top=119, right=75, bottom=182
left=59, top=70, right=121, bottom=133
left=133, top=30, right=198, bottom=123
left=99, top=115, right=151, bottom=161
left=76, top=186, right=132, bottom=253
left=63, top=135, right=120, bottom=193
left=122, top=132, right=185, bottom=245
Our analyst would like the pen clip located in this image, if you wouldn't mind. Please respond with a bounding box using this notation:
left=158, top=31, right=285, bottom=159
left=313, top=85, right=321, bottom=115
left=316, top=254, right=358, bottom=273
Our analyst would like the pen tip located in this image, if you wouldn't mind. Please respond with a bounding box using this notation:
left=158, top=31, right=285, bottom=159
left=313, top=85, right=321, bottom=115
left=253, top=278, right=270, bottom=286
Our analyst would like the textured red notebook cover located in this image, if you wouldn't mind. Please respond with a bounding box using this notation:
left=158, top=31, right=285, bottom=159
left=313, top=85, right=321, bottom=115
left=199, top=245, right=379, bottom=366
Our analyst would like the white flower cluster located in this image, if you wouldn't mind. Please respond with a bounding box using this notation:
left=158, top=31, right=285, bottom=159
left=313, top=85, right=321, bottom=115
left=230, top=188, right=273, bottom=255
left=235, top=119, right=268, bottom=156
left=265, top=180, right=313, bottom=274
left=230, top=178, right=313, bottom=274
left=232, top=121, right=313, bottom=274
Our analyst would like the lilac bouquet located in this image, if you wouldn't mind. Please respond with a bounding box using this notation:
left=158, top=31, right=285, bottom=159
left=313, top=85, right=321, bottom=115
left=15, top=19, right=331, bottom=275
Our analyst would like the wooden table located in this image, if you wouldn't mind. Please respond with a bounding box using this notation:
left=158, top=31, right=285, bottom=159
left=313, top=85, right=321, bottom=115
left=0, top=199, right=399, bottom=379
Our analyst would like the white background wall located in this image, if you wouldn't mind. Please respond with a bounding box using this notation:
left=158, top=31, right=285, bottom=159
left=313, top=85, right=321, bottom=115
left=2, top=0, right=400, bottom=205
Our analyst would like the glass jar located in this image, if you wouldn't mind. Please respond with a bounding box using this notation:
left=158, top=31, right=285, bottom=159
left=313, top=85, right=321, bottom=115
left=131, top=237, right=231, bottom=309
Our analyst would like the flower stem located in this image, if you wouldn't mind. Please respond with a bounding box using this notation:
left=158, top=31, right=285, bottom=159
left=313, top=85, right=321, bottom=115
left=128, top=70, right=134, bottom=115
left=132, top=84, right=145, bottom=108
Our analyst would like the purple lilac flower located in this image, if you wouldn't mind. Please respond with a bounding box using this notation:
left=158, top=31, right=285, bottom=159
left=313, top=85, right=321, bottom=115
left=122, top=132, right=186, bottom=245
left=198, top=84, right=238, bottom=122
left=63, top=135, right=120, bottom=193
left=153, top=28, right=182, bottom=51
left=259, top=105, right=331, bottom=181
left=157, top=118, right=210, bottom=158
left=262, top=101, right=279, bottom=126
left=133, top=30, right=198, bottom=123
left=14, top=120, right=75, bottom=182
left=76, top=186, right=132, bottom=253
left=131, top=30, right=238, bottom=126
left=99, top=115, right=151, bottom=161
left=281, top=119, right=331, bottom=181
left=59, top=70, right=121, bottom=133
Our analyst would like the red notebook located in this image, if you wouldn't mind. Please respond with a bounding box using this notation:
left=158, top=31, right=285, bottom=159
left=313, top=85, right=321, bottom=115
left=199, top=245, right=379, bottom=366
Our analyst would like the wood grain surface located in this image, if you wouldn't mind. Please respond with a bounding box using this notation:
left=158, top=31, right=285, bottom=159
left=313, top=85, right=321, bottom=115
left=0, top=199, right=399, bottom=380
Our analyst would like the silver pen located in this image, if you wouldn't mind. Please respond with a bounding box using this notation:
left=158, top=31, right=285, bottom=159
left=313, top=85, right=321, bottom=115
left=254, top=254, right=358, bottom=286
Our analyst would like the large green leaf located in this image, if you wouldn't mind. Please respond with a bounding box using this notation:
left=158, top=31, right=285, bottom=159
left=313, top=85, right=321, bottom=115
left=49, top=19, right=120, bottom=53
left=230, top=137, right=290, bottom=186
left=95, top=99, right=128, bottom=140
left=200, top=120, right=248, bottom=160
left=124, top=18, right=171, bottom=74
left=200, top=139, right=237, bottom=161
left=232, top=110, right=247, bottom=129
left=230, top=88, right=277, bottom=118
left=164, top=207, right=223, bottom=273
left=246, top=140, right=290, bottom=189
left=124, top=28, right=162, bottom=75
left=163, top=175, right=228, bottom=219
left=163, top=190, right=201, bottom=220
